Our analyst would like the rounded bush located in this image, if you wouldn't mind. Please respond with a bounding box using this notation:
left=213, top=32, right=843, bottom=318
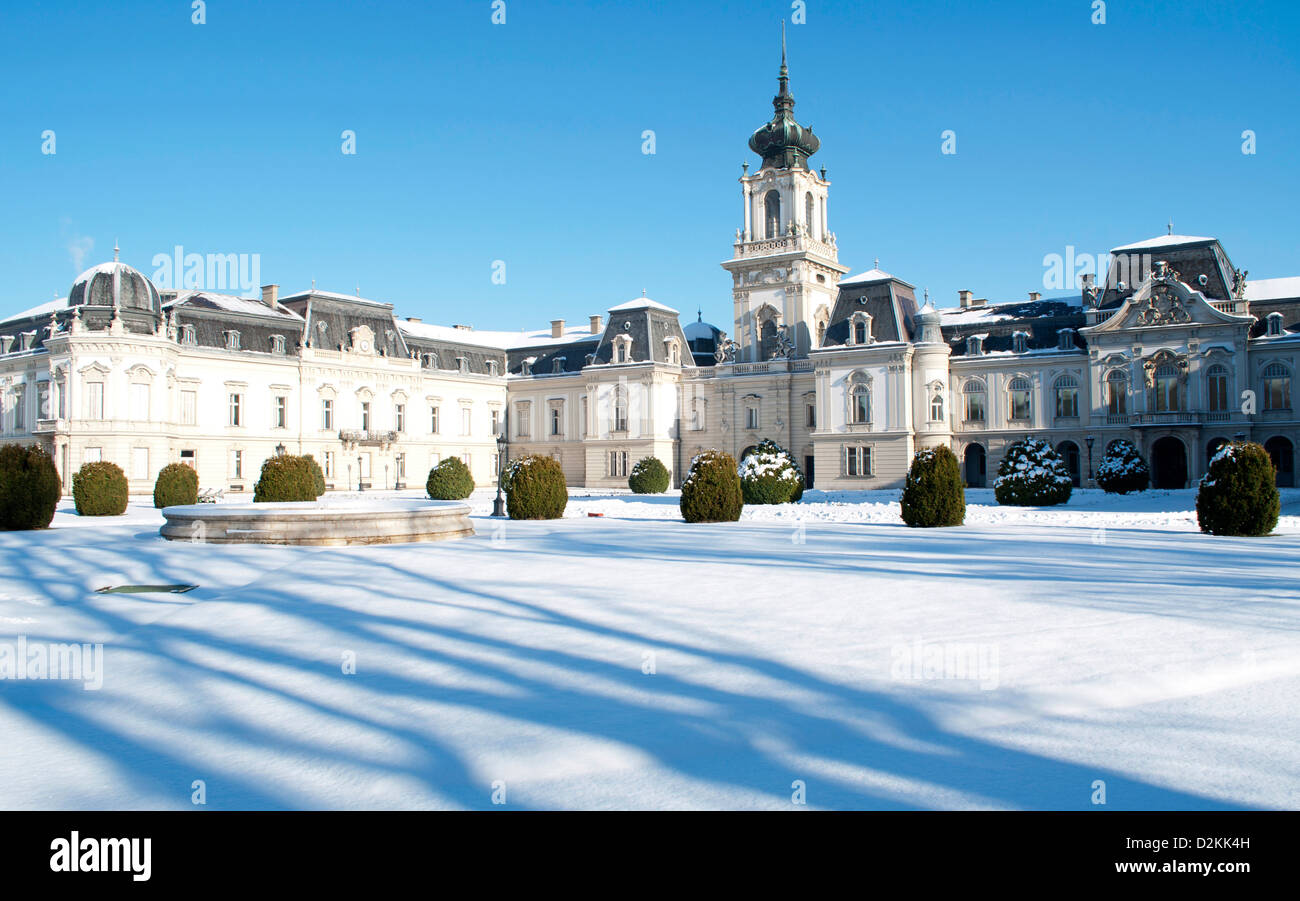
left=253, top=454, right=317, bottom=503
left=1196, top=442, right=1280, bottom=536
left=505, top=454, right=568, bottom=520
left=738, top=439, right=804, bottom=505
left=72, top=460, right=129, bottom=517
left=680, top=450, right=744, bottom=523
left=900, top=445, right=966, bottom=527
left=153, top=462, right=198, bottom=508
left=0, top=443, right=62, bottom=530
left=1096, top=440, right=1149, bottom=494
left=303, top=454, right=327, bottom=498
left=628, top=456, right=670, bottom=494
left=427, top=456, right=475, bottom=500
left=994, top=437, right=1073, bottom=507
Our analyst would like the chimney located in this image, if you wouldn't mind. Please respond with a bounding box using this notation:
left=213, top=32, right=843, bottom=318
left=551, top=319, right=565, bottom=339
left=958, top=289, right=973, bottom=308
left=1028, top=291, right=1042, bottom=302
left=261, top=284, right=278, bottom=310
left=589, top=314, right=603, bottom=334
left=406, top=317, right=422, bottom=324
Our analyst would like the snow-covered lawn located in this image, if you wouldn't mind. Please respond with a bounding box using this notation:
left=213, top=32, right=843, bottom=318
left=1, top=487, right=1298, bottom=810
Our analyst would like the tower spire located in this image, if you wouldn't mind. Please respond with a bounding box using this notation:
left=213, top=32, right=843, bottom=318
left=747, top=25, right=820, bottom=170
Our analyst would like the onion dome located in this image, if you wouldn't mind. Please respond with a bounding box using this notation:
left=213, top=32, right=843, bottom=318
left=747, top=27, right=820, bottom=170
left=68, top=245, right=161, bottom=312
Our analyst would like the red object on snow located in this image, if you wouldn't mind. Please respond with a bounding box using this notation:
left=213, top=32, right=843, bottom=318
left=587, top=512, right=605, bottom=517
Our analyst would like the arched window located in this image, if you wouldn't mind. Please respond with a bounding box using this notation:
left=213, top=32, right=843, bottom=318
left=805, top=192, right=815, bottom=238
left=1152, top=363, right=1181, bottom=412
left=851, top=384, right=871, bottom=424
left=1054, top=375, right=1079, bottom=419
left=764, top=190, right=781, bottom=239
left=1008, top=377, right=1032, bottom=420
left=1205, top=364, right=1229, bottom=412
left=929, top=390, right=945, bottom=422
left=1263, top=362, right=1292, bottom=410
left=1106, top=370, right=1128, bottom=415
left=613, top=385, right=628, bottom=432
left=962, top=379, right=986, bottom=422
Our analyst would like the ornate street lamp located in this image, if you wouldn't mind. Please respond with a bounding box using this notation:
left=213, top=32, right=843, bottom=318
left=357, top=455, right=364, bottom=492
left=1085, top=435, right=1095, bottom=487
left=275, top=442, right=286, bottom=456
left=492, top=409, right=509, bottom=517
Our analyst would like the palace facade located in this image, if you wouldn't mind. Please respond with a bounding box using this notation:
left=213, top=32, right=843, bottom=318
left=2, top=54, right=1297, bottom=495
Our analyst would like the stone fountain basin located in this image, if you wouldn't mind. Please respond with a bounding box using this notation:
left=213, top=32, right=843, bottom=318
left=160, top=499, right=474, bottom=546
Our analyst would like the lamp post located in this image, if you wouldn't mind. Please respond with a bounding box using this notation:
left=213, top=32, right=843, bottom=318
left=275, top=442, right=286, bottom=457
left=1085, top=435, right=1095, bottom=488
left=384, top=464, right=389, bottom=492
left=492, top=409, right=508, bottom=517
left=358, top=455, right=364, bottom=492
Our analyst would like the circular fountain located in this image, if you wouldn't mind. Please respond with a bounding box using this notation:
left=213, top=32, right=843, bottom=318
left=160, top=499, right=474, bottom=546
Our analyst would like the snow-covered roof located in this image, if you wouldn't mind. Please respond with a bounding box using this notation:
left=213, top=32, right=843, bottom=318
left=839, top=267, right=894, bottom=286
left=279, top=289, right=391, bottom=309
left=607, top=297, right=678, bottom=314
left=165, top=291, right=304, bottom=320
left=397, top=319, right=600, bottom=351
left=0, top=297, right=64, bottom=326
left=1244, top=277, right=1300, bottom=302
left=1110, top=234, right=1216, bottom=252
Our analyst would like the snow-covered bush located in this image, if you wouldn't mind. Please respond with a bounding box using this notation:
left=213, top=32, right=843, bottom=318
left=900, top=445, right=966, bottom=527
left=680, top=450, right=743, bottom=523
left=153, top=462, right=198, bottom=508
left=738, top=439, right=803, bottom=505
left=1196, top=442, right=1279, bottom=536
left=73, top=460, right=129, bottom=516
left=253, top=454, right=317, bottom=503
left=1096, top=440, right=1149, bottom=494
left=628, top=456, right=670, bottom=494
left=0, top=443, right=61, bottom=530
left=994, top=437, right=1072, bottom=506
left=505, top=454, right=568, bottom=519
left=426, top=456, right=475, bottom=500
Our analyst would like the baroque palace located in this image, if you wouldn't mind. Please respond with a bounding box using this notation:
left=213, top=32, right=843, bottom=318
left=2, top=52, right=1298, bottom=495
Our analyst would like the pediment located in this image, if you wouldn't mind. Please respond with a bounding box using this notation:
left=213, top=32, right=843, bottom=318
left=1086, top=265, right=1251, bottom=334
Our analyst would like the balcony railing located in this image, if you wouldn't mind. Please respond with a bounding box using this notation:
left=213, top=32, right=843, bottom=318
left=338, top=429, right=399, bottom=447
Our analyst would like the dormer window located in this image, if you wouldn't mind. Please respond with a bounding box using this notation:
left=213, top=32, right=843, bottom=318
left=181, top=324, right=196, bottom=345
left=487, top=359, right=499, bottom=376
left=849, top=312, right=872, bottom=347
left=224, top=330, right=241, bottom=351
left=1057, top=328, right=1075, bottom=351
left=1012, top=331, right=1028, bottom=354
left=663, top=338, right=682, bottom=366
left=457, top=356, right=468, bottom=374
left=521, top=358, right=533, bottom=376
left=967, top=335, right=983, bottom=356
left=552, top=357, right=564, bottom=374
left=270, top=334, right=286, bottom=354
left=612, top=334, right=634, bottom=363
left=1267, top=312, right=1284, bottom=337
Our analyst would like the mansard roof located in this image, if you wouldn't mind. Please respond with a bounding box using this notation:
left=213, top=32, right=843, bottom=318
left=820, top=272, right=918, bottom=347
left=941, top=294, right=1086, bottom=357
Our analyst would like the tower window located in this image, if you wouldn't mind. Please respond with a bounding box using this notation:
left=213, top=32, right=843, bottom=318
left=805, top=192, right=815, bottom=238
left=764, top=190, right=781, bottom=239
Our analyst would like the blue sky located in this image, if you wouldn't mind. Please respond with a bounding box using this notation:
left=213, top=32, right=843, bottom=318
left=1, top=0, right=1297, bottom=329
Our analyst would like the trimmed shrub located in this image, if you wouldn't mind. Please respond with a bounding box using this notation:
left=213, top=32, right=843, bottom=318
left=1196, top=442, right=1280, bottom=536
left=994, top=437, right=1073, bottom=507
left=628, top=456, right=670, bottom=494
left=680, top=450, right=744, bottom=523
left=153, top=462, right=198, bottom=508
left=0, top=443, right=62, bottom=530
left=253, top=454, right=317, bottom=503
left=72, top=461, right=129, bottom=517
left=738, top=439, right=804, bottom=505
left=304, top=454, right=327, bottom=498
left=900, top=446, right=966, bottom=527
left=1096, top=440, right=1149, bottom=494
left=427, top=456, right=475, bottom=500
left=505, top=454, right=568, bottom=520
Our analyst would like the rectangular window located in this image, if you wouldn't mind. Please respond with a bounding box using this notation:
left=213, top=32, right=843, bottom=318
left=1207, top=374, right=1228, bottom=412
left=85, top=382, right=104, bottom=420
left=13, top=390, right=26, bottom=432
left=1107, top=380, right=1127, bottom=415
left=180, top=390, right=197, bottom=426
left=845, top=445, right=872, bottom=477
left=1055, top=387, right=1078, bottom=419
left=37, top=382, right=50, bottom=420
left=180, top=449, right=196, bottom=468
left=130, top=383, right=150, bottom=421
left=231, top=450, right=243, bottom=479
left=322, top=398, right=334, bottom=431
left=1009, top=389, right=1031, bottom=420
left=228, top=393, right=242, bottom=426
left=965, top=391, right=986, bottom=422
left=430, top=406, right=440, bottom=434
left=746, top=406, right=759, bottom=430
left=461, top=407, right=472, bottom=436
left=515, top=404, right=530, bottom=438
left=324, top=451, right=334, bottom=478
left=361, top=401, right=370, bottom=431
left=1153, top=377, right=1180, bottom=412
left=491, top=409, right=501, bottom=436
left=396, top=453, right=406, bottom=479
left=580, top=396, right=588, bottom=436
left=550, top=406, right=561, bottom=436
left=275, top=395, right=287, bottom=429
left=132, top=447, right=148, bottom=481
left=806, top=403, right=816, bottom=429
left=394, top=403, right=405, bottom=432
left=84, top=447, right=102, bottom=464
left=609, top=450, right=628, bottom=477
left=1265, top=376, right=1291, bottom=411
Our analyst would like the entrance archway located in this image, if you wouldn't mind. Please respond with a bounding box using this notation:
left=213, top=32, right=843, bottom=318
left=1264, top=436, right=1295, bottom=488
left=963, top=443, right=986, bottom=488
left=1151, top=436, right=1188, bottom=489
left=1056, top=440, right=1081, bottom=487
